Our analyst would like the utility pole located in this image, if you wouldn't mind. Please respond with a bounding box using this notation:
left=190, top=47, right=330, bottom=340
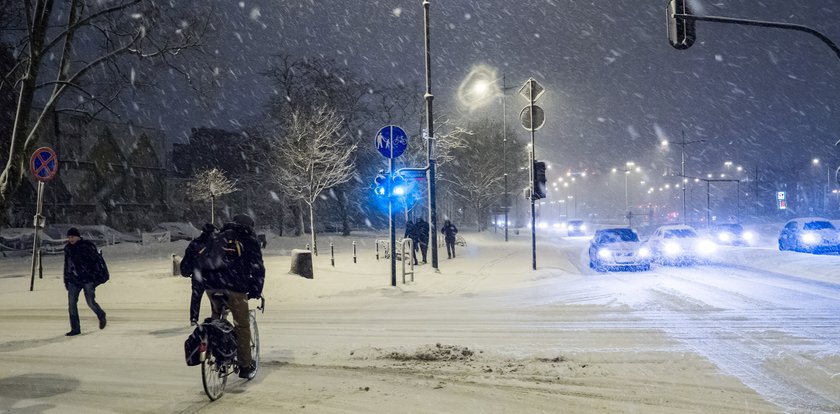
left=422, top=0, right=439, bottom=270
left=672, top=130, right=705, bottom=224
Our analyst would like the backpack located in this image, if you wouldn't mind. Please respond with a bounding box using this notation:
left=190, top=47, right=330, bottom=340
left=95, top=250, right=110, bottom=285
left=194, top=229, right=244, bottom=272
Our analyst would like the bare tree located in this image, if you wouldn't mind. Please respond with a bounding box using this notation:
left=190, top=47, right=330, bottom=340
left=268, top=106, right=357, bottom=255
left=0, top=1, right=210, bottom=216
left=187, top=168, right=238, bottom=226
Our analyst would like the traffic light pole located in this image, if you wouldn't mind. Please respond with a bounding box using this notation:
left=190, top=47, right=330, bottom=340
left=389, top=157, right=397, bottom=286
left=529, top=85, right=537, bottom=270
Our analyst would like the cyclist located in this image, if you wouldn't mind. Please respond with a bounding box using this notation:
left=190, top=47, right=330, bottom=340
left=202, top=214, right=265, bottom=379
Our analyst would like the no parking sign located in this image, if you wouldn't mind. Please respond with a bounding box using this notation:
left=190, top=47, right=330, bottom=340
left=29, top=147, right=59, bottom=182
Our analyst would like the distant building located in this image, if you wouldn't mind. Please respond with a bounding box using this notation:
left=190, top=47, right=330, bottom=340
left=10, top=112, right=168, bottom=231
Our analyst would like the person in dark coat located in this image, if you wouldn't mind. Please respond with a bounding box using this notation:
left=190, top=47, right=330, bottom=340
left=63, top=227, right=107, bottom=336
left=415, top=217, right=429, bottom=264
left=404, top=219, right=418, bottom=265
left=180, top=223, right=216, bottom=326
left=203, top=214, right=265, bottom=379
left=441, top=220, right=459, bottom=259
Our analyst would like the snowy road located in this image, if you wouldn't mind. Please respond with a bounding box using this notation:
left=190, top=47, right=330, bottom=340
left=1, top=232, right=838, bottom=413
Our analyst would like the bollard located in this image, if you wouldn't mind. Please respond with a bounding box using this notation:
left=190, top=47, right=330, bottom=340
left=353, top=241, right=357, bottom=263
left=376, top=242, right=379, bottom=260
left=330, top=243, right=335, bottom=267
left=172, top=254, right=182, bottom=276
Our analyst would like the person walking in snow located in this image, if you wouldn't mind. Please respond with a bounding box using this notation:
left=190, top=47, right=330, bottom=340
left=415, top=217, right=429, bottom=264
left=63, top=227, right=107, bottom=336
left=179, top=223, right=216, bottom=326
left=404, top=219, right=418, bottom=265
left=441, top=220, right=459, bottom=259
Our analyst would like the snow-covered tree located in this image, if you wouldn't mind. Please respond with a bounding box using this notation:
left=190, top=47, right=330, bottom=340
left=268, top=106, right=357, bottom=255
left=187, top=168, right=238, bottom=226
left=0, top=0, right=209, bottom=219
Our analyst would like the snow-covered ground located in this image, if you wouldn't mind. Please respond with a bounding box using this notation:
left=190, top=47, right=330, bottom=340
left=1, top=227, right=838, bottom=413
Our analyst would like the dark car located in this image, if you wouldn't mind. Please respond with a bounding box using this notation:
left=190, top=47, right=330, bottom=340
left=778, top=217, right=840, bottom=253
left=710, top=223, right=755, bottom=246
left=566, top=219, right=587, bottom=237
left=588, top=228, right=651, bottom=272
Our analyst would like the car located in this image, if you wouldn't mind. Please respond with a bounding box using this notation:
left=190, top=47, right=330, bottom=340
left=588, top=228, right=651, bottom=272
left=647, top=225, right=717, bottom=265
left=566, top=219, right=587, bottom=237
left=710, top=223, right=755, bottom=246
left=778, top=217, right=840, bottom=253
left=156, top=222, right=201, bottom=241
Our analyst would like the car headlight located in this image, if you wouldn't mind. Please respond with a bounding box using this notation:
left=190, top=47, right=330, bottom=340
left=567, top=224, right=574, bottom=231
left=637, top=247, right=651, bottom=257
left=801, top=232, right=819, bottom=244
left=597, top=248, right=612, bottom=259
left=742, top=231, right=754, bottom=241
left=664, top=242, right=681, bottom=255
left=697, top=240, right=717, bottom=255
left=717, top=233, right=731, bottom=242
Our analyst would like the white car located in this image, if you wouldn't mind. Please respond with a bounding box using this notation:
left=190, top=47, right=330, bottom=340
left=588, top=228, right=652, bottom=272
left=647, top=225, right=717, bottom=265
left=778, top=217, right=840, bottom=254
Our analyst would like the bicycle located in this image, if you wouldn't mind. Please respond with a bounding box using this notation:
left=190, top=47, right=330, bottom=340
left=200, top=293, right=264, bottom=401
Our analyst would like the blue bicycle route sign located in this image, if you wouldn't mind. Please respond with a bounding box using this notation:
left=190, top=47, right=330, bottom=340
left=375, top=125, right=408, bottom=159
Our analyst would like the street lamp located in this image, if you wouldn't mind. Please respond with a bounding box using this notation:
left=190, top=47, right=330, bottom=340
left=612, top=162, right=642, bottom=224
left=460, top=69, right=518, bottom=242
left=663, top=130, right=705, bottom=224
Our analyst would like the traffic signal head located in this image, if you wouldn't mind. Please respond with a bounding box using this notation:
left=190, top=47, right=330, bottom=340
left=374, top=171, right=387, bottom=197
left=533, top=161, right=547, bottom=199
left=391, top=173, right=406, bottom=196
left=666, top=0, right=695, bottom=50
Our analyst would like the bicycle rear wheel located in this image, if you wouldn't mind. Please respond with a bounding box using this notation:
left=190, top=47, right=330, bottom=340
left=201, top=346, right=227, bottom=401
left=249, top=309, right=260, bottom=375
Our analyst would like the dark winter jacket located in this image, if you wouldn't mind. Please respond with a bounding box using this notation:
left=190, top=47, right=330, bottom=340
left=63, top=239, right=104, bottom=288
left=180, top=225, right=216, bottom=280
left=415, top=219, right=429, bottom=247
left=404, top=221, right=415, bottom=241
left=200, top=222, right=265, bottom=298
left=441, top=222, right=458, bottom=243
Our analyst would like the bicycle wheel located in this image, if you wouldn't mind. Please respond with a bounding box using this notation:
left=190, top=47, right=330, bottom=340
left=201, top=346, right=227, bottom=401
left=249, top=309, right=260, bottom=375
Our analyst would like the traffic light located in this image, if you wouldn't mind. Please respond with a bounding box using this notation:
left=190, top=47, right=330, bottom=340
left=533, top=161, right=547, bottom=200
left=666, top=0, right=695, bottom=50
left=391, top=173, right=406, bottom=196
left=374, top=171, right=387, bottom=197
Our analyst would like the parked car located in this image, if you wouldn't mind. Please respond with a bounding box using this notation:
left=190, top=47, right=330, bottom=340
left=778, top=217, right=840, bottom=253
left=710, top=223, right=755, bottom=246
left=566, top=219, right=587, bottom=237
left=588, top=228, right=651, bottom=272
left=156, top=222, right=200, bottom=241
left=647, top=225, right=717, bottom=265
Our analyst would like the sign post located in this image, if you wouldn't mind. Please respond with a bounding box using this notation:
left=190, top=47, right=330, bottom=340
left=519, top=78, right=546, bottom=270
left=28, top=147, right=59, bottom=291
left=375, top=126, right=409, bottom=286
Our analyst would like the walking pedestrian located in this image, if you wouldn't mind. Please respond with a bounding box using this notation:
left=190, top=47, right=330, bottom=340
left=63, top=227, right=108, bottom=336
left=415, top=217, right=429, bottom=264
left=404, top=219, right=418, bottom=265
left=441, top=220, right=459, bottom=259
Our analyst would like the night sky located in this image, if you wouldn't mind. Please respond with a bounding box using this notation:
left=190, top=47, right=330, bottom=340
left=144, top=0, right=840, bottom=194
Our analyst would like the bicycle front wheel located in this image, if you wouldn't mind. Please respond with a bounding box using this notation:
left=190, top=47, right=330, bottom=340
left=201, top=347, right=227, bottom=401
left=249, top=309, right=260, bottom=375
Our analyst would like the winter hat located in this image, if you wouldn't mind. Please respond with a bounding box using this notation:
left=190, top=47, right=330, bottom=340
left=233, top=214, right=255, bottom=229
left=66, top=227, right=81, bottom=237
left=201, top=223, right=216, bottom=233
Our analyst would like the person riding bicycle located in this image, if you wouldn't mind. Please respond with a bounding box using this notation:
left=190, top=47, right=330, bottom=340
left=202, top=214, right=265, bottom=379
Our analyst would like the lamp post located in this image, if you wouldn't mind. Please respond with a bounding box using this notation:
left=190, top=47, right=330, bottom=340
left=663, top=131, right=705, bottom=224
left=612, top=162, right=641, bottom=224
left=422, top=0, right=439, bottom=270
left=465, top=72, right=518, bottom=242
left=812, top=158, right=830, bottom=214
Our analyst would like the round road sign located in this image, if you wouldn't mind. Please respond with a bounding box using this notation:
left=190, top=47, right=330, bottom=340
left=519, top=105, right=546, bottom=132
left=29, top=147, right=59, bottom=182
